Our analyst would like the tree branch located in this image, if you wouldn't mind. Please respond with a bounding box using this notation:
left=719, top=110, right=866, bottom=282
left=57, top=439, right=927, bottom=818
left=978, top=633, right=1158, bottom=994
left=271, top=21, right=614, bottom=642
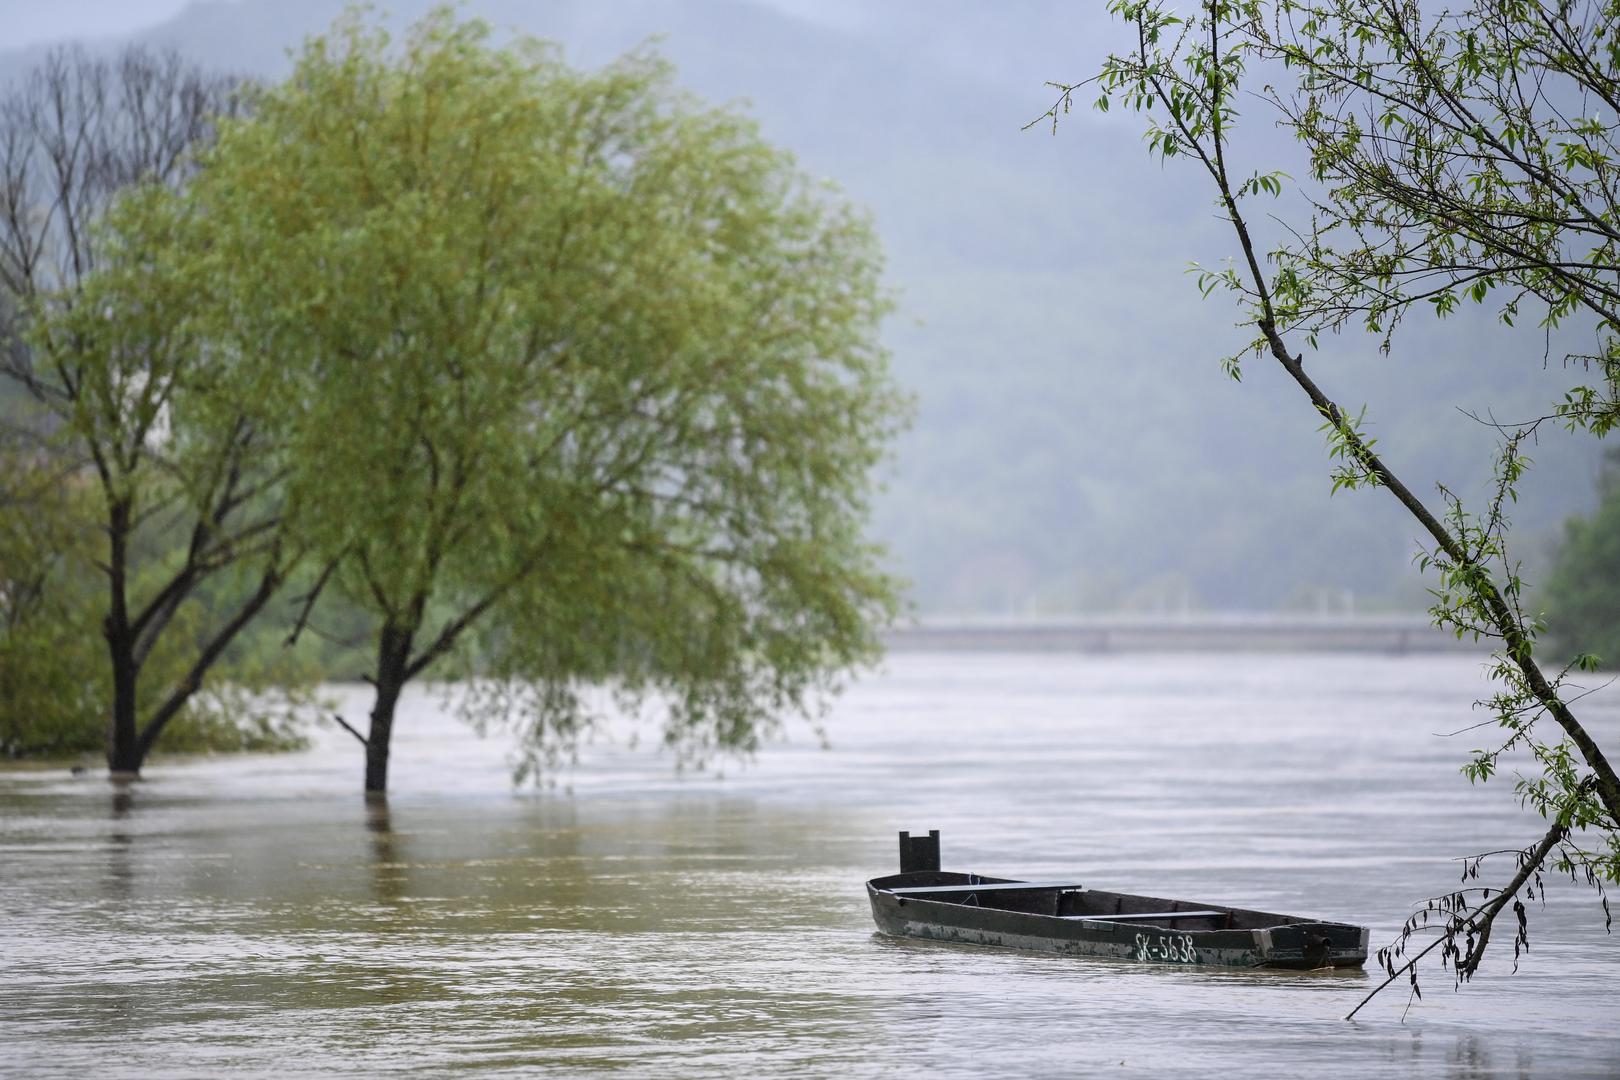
left=284, top=553, right=344, bottom=648
left=329, top=713, right=368, bottom=747
left=133, top=561, right=283, bottom=758
left=1346, top=788, right=1584, bottom=1020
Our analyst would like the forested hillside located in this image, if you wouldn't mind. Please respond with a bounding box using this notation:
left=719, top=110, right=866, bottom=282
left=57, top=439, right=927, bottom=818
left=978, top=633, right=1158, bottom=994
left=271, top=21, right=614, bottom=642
left=3, top=0, right=1602, bottom=614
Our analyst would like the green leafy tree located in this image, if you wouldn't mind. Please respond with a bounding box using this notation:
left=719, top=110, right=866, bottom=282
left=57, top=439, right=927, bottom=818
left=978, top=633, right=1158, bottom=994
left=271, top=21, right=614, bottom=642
left=0, top=442, right=309, bottom=760
left=192, top=10, right=906, bottom=795
left=0, top=448, right=102, bottom=757
left=0, top=48, right=304, bottom=773
left=1037, top=0, right=1620, bottom=1011
left=1544, top=448, right=1620, bottom=667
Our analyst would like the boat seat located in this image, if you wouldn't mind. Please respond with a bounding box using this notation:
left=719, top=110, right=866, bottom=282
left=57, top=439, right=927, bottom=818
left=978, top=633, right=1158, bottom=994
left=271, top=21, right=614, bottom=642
left=1063, top=909, right=1225, bottom=922
left=886, top=880, right=1085, bottom=895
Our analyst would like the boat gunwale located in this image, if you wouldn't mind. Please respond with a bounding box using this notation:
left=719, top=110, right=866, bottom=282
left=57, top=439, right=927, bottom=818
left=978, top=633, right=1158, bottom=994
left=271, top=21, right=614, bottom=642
left=869, top=836, right=1368, bottom=969
left=865, top=872, right=1369, bottom=969
left=865, top=874, right=1356, bottom=934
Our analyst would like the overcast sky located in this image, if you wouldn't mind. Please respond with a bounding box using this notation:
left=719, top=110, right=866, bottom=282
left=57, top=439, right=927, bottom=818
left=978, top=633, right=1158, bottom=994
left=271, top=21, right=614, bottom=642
left=0, top=0, right=201, bottom=50
left=0, top=0, right=872, bottom=53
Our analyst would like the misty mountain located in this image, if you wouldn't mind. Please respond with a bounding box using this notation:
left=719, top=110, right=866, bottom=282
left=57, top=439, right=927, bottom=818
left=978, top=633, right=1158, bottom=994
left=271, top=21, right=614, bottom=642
left=2, top=0, right=1604, bottom=614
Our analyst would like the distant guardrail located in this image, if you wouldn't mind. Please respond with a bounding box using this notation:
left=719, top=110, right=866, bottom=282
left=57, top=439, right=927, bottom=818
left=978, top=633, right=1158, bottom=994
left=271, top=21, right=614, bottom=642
left=882, top=615, right=1486, bottom=654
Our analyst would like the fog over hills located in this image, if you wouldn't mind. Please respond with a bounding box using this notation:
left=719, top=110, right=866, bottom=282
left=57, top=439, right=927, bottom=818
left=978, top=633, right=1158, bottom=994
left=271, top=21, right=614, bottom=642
left=3, top=0, right=1606, bottom=615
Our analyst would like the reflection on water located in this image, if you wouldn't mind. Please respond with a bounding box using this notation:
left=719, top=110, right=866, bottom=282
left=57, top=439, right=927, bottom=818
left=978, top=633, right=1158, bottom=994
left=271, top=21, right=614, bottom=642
left=2, top=653, right=1618, bottom=1078
left=363, top=799, right=402, bottom=906
left=102, top=786, right=137, bottom=903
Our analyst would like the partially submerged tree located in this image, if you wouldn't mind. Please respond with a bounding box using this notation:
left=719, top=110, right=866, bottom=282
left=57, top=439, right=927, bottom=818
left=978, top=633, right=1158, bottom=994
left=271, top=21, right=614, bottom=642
left=1039, top=0, right=1620, bottom=1010
left=194, top=10, right=906, bottom=795
left=0, top=47, right=298, bottom=774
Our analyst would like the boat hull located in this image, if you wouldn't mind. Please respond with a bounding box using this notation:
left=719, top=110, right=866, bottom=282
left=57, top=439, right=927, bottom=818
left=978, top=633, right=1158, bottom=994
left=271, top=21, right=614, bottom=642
left=867, top=875, right=1368, bottom=970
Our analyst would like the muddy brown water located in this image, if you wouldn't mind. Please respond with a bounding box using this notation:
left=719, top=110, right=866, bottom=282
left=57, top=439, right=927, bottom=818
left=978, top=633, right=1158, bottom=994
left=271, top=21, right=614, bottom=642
left=3, top=653, right=1618, bottom=1077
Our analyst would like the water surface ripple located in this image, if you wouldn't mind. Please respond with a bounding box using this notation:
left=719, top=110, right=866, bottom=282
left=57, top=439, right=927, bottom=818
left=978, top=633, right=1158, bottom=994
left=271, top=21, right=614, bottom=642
left=2, top=653, right=1618, bottom=1077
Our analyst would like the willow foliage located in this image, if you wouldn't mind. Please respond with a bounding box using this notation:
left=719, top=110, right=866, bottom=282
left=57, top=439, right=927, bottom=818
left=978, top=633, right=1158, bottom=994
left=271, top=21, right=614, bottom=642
left=190, top=8, right=906, bottom=786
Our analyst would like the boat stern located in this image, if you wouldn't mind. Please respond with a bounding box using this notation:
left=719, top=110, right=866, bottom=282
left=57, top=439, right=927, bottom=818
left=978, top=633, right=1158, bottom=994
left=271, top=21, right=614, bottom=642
left=1253, top=922, right=1369, bottom=969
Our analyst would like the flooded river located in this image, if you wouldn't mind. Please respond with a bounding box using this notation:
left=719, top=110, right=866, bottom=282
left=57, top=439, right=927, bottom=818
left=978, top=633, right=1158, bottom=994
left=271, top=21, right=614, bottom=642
left=3, top=653, right=1618, bottom=1077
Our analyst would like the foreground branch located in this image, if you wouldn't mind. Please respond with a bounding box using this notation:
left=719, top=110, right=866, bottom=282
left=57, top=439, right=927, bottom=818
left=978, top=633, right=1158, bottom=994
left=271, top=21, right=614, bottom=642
left=1344, top=928, right=1451, bottom=1022
left=1460, top=780, right=1594, bottom=978
left=1113, top=0, right=1620, bottom=830
left=1345, top=803, right=1576, bottom=1020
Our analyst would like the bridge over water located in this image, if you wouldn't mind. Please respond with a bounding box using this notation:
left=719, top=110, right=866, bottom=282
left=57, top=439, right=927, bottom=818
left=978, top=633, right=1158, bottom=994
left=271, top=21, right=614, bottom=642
left=883, top=615, right=1486, bottom=654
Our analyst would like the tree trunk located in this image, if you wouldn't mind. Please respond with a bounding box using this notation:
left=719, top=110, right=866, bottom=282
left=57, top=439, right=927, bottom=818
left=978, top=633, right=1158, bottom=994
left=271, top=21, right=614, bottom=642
left=364, top=621, right=414, bottom=796
left=103, top=499, right=141, bottom=776
left=105, top=640, right=140, bottom=775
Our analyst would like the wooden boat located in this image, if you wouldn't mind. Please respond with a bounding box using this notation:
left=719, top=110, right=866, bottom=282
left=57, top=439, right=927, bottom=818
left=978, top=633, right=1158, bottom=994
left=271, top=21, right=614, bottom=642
left=867, top=831, right=1368, bottom=970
